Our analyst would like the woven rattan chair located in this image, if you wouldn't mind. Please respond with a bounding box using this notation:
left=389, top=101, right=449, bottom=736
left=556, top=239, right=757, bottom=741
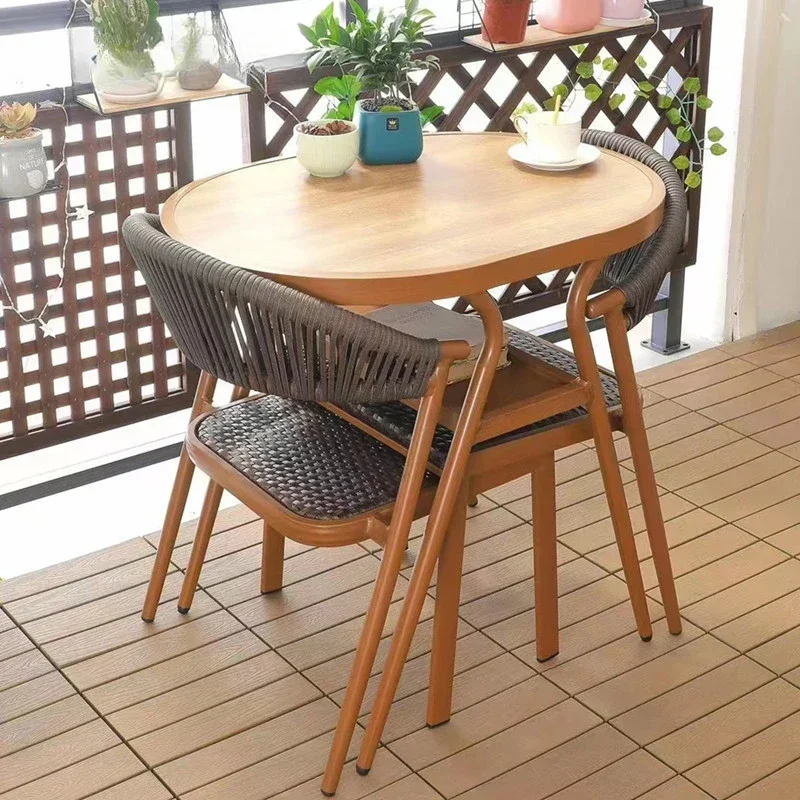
left=122, top=213, right=473, bottom=795
left=346, top=131, right=687, bottom=778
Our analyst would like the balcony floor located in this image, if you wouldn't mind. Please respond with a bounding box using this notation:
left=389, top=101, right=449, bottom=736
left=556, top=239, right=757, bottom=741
left=3, top=321, right=800, bottom=800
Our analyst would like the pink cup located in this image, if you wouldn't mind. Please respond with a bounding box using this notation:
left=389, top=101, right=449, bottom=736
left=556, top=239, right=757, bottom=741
left=535, top=0, right=601, bottom=35
left=601, top=0, right=645, bottom=19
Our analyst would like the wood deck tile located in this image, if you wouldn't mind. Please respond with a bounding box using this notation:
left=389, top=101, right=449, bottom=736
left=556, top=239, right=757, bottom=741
left=7, top=328, right=800, bottom=800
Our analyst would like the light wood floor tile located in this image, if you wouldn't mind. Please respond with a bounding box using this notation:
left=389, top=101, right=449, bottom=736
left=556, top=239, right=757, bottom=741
left=612, top=656, right=773, bottom=746
left=647, top=358, right=756, bottom=400
left=0, top=669, right=74, bottom=722
left=729, top=758, right=800, bottom=800
left=578, top=634, right=736, bottom=719
left=638, top=776, right=713, bottom=799
left=687, top=708, right=800, bottom=799
left=682, top=558, right=800, bottom=631
left=706, top=467, right=800, bottom=522
left=545, top=749, right=673, bottom=800
left=674, top=368, right=781, bottom=411
left=649, top=678, right=800, bottom=773
left=457, top=725, right=637, bottom=800
left=0, top=744, right=145, bottom=800
left=9, top=328, right=800, bottom=800
left=699, top=379, right=800, bottom=423
left=638, top=348, right=732, bottom=387
left=0, top=718, right=121, bottom=793
left=420, top=699, right=600, bottom=797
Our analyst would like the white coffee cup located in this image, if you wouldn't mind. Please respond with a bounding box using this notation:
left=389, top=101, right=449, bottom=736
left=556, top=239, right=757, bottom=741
left=514, top=110, right=582, bottom=164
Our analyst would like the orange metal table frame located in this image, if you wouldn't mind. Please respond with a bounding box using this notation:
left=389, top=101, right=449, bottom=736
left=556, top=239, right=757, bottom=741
left=161, top=131, right=667, bottom=791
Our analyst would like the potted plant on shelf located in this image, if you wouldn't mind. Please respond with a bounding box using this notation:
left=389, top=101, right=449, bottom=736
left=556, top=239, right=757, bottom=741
left=91, top=0, right=165, bottom=104
left=0, top=102, right=48, bottom=199
left=301, top=0, right=442, bottom=166
left=172, top=13, right=223, bottom=91
left=481, top=0, right=532, bottom=46
left=535, top=0, right=601, bottom=34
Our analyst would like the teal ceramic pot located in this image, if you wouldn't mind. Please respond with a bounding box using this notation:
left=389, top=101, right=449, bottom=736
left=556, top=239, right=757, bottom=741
left=355, top=101, right=423, bottom=166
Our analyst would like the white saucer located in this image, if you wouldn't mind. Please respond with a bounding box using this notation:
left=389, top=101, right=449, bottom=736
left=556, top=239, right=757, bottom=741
left=508, top=142, right=600, bottom=172
left=600, top=10, right=652, bottom=27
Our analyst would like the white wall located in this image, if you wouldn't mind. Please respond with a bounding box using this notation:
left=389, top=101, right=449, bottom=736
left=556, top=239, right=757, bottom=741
left=726, top=0, right=800, bottom=335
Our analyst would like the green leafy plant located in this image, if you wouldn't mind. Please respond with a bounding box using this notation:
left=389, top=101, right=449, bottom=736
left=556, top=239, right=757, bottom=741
left=92, top=0, right=164, bottom=73
left=314, top=74, right=363, bottom=121
left=300, top=0, right=439, bottom=106
left=174, top=13, right=206, bottom=71
left=516, top=46, right=726, bottom=190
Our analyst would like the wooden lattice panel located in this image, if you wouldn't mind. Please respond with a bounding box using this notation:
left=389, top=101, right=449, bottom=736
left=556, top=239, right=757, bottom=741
left=0, top=105, right=195, bottom=457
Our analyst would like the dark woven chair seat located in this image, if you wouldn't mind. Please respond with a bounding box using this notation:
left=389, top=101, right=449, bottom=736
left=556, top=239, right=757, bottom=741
left=340, top=328, right=622, bottom=470
left=196, top=396, right=436, bottom=520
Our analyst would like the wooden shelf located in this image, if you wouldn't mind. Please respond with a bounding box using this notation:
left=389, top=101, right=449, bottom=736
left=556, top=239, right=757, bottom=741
left=463, top=19, right=656, bottom=53
left=0, top=179, right=61, bottom=204
left=76, top=74, right=250, bottom=117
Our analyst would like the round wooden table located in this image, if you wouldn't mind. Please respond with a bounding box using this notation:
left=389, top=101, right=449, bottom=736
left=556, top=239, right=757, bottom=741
left=161, top=132, right=667, bottom=792
left=162, top=132, right=664, bottom=305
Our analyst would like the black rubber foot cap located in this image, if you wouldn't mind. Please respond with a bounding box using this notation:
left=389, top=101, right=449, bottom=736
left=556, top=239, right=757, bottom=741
left=641, top=634, right=652, bottom=642
left=536, top=651, right=559, bottom=664
left=177, top=606, right=190, bottom=615
left=320, top=790, right=335, bottom=797
left=141, top=615, right=154, bottom=623
left=356, top=765, right=370, bottom=776
left=427, top=718, right=450, bottom=729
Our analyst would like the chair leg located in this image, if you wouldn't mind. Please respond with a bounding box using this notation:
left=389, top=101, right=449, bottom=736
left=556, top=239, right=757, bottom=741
left=532, top=454, right=559, bottom=663
left=357, top=292, right=504, bottom=777
left=141, top=372, right=217, bottom=623
left=427, top=487, right=468, bottom=728
left=261, top=522, right=285, bottom=594
left=321, top=362, right=453, bottom=797
left=606, top=307, right=681, bottom=635
left=177, top=479, right=223, bottom=614
left=567, top=261, right=652, bottom=641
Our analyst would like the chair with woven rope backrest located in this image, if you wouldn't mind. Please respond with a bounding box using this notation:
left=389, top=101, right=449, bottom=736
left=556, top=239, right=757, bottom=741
left=332, top=131, right=688, bottom=779
left=121, top=213, right=472, bottom=795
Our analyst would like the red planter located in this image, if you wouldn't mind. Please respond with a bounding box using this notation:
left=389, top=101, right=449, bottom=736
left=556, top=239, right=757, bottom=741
left=481, top=0, right=532, bottom=45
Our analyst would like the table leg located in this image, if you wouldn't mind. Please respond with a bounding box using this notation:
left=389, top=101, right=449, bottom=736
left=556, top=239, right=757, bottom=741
left=567, top=260, right=652, bottom=640
left=356, top=291, right=505, bottom=775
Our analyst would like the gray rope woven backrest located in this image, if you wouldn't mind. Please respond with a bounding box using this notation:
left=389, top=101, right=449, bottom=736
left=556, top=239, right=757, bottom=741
left=581, top=130, right=688, bottom=328
left=121, top=214, right=441, bottom=403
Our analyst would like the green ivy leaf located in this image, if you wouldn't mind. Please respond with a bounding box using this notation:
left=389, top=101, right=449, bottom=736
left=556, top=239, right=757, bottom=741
left=609, top=92, right=626, bottom=110
left=667, top=107, right=682, bottom=126
left=593, top=55, right=601, bottom=65
left=697, top=95, right=713, bottom=110
left=708, top=126, right=725, bottom=142
left=552, top=83, right=570, bottom=99
left=584, top=84, right=603, bottom=102
left=676, top=125, right=692, bottom=143
left=683, top=77, right=702, bottom=94
left=710, top=142, right=728, bottom=156
left=634, top=90, right=649, bottom=99
left=572, top=44, right=587, bottom=55
left=637, top=80, right=655, bottom=95
left=658, top=93, right=674, bottom=109
left=635, top=55, right=648, bottom=69
left=576, top=62, right=595, bottom=79
left=602, top=57, right=618, bottom=72
left=685, top=171, right=702, bottom=189
left=672, top=155, right=691, bottom=170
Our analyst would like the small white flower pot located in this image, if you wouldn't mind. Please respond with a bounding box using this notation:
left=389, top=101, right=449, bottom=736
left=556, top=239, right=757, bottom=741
left=0, top=130, right=48, bottom=198
left=294, top=120, right=359, bottom=178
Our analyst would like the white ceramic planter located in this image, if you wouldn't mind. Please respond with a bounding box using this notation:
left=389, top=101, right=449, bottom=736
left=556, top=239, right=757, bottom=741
left=92, top=52, right=165, bottom=104
left=0, top=130, right=48, bottom=198
left=601, top=0, right=645, bottom=18
left=294, top=121, right=359, bottom=178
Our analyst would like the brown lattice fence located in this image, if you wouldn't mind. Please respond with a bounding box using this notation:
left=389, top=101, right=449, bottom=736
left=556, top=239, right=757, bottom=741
left=0, top=104, right=198, bottom=458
